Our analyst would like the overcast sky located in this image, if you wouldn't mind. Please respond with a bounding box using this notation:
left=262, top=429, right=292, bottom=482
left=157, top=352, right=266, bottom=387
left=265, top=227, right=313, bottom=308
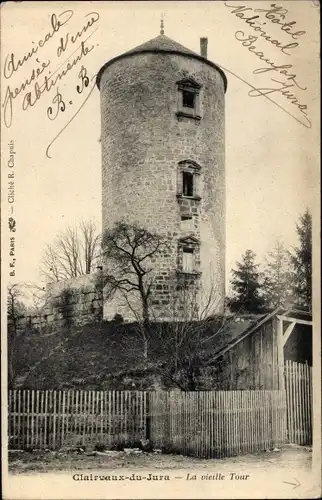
left=1, top=1, right=319, bottom=291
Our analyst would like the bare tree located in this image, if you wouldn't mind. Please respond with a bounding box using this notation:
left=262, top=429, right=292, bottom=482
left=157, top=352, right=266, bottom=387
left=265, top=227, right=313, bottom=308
left=150, top=277, right=235, bottom=390
left=23, top=282, right=53, bottom=332
left=102, top=221, right=170, bottom=357
left=102, top=223, right=235, bottom=382
left=115, top=273, right=235, bottom=390
left=41, top=219, right=101, bottom=283
left=7, top=283, right=27, bottom=386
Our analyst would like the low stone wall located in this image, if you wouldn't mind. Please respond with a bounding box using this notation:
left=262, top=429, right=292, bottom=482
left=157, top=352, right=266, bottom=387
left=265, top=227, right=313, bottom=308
left=44, top=273, right=103, bottom=327
left=9, top=273, right=104, bottom=332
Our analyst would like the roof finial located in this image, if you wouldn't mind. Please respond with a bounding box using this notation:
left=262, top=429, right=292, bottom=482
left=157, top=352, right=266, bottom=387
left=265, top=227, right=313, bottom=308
left=160, top=13, right=165, bottom=35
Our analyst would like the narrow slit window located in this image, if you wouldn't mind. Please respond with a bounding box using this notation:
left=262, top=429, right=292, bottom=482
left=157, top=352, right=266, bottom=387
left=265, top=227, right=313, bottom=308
left=182, top=248, right=194, bottom=272
left=182, top=171, right=194, bottom=197
left=182, top=90, right=195, bottom=109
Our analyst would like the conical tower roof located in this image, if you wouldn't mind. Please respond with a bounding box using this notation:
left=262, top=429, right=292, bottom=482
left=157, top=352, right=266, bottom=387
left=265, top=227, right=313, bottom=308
left=96, top=33, right=227, bottom=91
left=123, top=34, right=199, bottom=57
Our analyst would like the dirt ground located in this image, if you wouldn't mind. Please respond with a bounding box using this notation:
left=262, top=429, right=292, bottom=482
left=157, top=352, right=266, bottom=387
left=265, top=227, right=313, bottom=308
left=8, top=444, right=312, bottom=475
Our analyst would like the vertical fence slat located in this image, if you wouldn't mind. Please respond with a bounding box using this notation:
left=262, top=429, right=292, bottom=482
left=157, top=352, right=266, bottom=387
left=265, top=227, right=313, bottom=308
left=300, top=363, right=304, bottom=445
left=106, top=391, right=110, bottom=446
left=93, top=391, right=97, bottom=445
left=67, top=390, right=72, bottom=447
left=53, top=391, right=57, bottom=450
left=58, top=391, right=63, bottom=449
left=9, top=390, right=13, bottom=449
left=86, top=391, right=91, bottom=448
left=285, top=361, right=290, bottom=442
left=61, top=391, right=66, bottom=446
left=79, top=390, right=83, bottom=447
left=290, top=361, right=295, bottom=443
left=308, top=365, right=312, bottom=442
left=100, top=391, right=103, bottom=444
left=111, top=390, right=115, bottom=445
left=295, top=361, right=300, bottom=443
left=13, top=389, right=16, bottom=449
left=44, top=390, right=48, bottom=449
left=302, top=364, right=306, bottom=443
left=12, top=390, right=16, bottom=449
left=73, top=390, right=77, bottom=447
left=232, top=391, right=236, bottom=456
left=27, top=390, right=30, bottom=448
left=249, top=391, right=254, bottom=452
left=47, top=391, right=51, bottom=449
left=35, top=390, right=39, bottom=448
left=302, top=363, right=307, bottom=444
left=83, top=391, right=91, bottom=446
left=67, top=390, right=71, bottom=448
left=298, top=364, right=303, bottom=444
left=90, top=390, right=94, bottom=448
left=17, top=390, right=22, bottom=449
left=39, top=391, right=44, bottom=449
left=21, top=391, right=25, bottom=448
left=289, top=361, right=294, bottom=443
left=307, top=364, right=311, bottom=441
left=291, top=362, right=298, bottom=442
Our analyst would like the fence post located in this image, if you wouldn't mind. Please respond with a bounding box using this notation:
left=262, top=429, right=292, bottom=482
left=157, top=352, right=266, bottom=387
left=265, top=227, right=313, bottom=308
left=146, top=392, right=151, bottom=441
left=277, top=318, right=285, bottom=390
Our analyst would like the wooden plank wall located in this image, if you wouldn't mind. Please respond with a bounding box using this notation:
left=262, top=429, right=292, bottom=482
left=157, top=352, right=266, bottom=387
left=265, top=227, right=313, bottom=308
left=211, top=321, right=278, bottom=391
left=284, top=360, right=312, bottom=445
left=149, top=390, right=287, bottom=458
left=8, top=390, right=148, bottom=450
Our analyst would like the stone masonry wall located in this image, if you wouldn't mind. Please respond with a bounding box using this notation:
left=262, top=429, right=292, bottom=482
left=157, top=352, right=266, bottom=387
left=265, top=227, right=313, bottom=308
left=12, top=274, right=103, bottom=331
left=100, top=51, right=225, bottom=321
left=44, top=273, right=103, bottom=327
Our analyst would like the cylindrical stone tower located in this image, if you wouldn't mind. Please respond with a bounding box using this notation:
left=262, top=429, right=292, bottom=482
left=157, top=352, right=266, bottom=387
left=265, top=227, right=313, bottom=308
left=96, top=31, right=227, bottom=321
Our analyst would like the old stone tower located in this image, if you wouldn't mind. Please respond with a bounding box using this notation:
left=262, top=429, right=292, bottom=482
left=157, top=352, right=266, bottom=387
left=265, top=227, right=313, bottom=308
left=96, top=26, right=227, bottom=322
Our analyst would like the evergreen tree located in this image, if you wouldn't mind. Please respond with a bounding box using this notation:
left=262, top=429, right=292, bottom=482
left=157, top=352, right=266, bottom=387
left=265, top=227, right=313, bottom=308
left=262, top=240, right=293, bottom=309
left=228, top=249, right=266, bottom=313
left=289, top=210, right=312, bottom=311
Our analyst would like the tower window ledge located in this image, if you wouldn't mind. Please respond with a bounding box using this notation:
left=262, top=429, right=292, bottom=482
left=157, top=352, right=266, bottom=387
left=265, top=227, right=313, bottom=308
left=176, top=270, right=202, bottom=277
left=176, top=194, right=201, bottom=202
left=176, top=111, right=201, bottom=122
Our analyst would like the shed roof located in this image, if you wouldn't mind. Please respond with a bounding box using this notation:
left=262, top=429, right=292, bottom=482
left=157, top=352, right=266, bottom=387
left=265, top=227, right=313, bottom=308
left=207, top=313, right=267, bottom=357
left=206, top=307, right=312, bottom=363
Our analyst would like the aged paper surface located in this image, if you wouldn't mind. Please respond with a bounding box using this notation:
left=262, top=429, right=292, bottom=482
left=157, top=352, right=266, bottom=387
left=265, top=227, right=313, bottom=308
left=1, top=1, right=320, bottom=498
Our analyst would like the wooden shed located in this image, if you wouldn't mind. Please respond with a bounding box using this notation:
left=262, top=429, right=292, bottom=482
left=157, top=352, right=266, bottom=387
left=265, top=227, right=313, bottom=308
left=206, top=308, right=312, bottom=391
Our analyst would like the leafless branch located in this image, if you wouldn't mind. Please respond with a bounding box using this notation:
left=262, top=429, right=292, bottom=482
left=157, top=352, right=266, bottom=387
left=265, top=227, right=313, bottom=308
left=40, top=218, right=101, bottom=283
left=102, top=220, right=169, bottom=333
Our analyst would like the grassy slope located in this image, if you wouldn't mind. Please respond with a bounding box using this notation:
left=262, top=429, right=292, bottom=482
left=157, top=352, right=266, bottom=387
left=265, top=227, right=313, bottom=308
left=12, top=316, right=261, bottom=390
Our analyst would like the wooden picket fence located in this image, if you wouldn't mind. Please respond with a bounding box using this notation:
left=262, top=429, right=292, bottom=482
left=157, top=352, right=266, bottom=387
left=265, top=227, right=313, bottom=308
left=8, top=389, right=287, bottom=458
left=150, top=390, right=287, bottom=458
left=8, top=390, right=148, bottom=450
left=284, top=360, right=312, bottom=445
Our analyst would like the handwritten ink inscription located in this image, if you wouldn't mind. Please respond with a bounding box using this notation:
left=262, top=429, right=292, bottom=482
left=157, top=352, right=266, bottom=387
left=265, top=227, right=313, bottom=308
left=1, top=10, right=100, bottom=156
left=224, top=2, right=311, bottom=128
